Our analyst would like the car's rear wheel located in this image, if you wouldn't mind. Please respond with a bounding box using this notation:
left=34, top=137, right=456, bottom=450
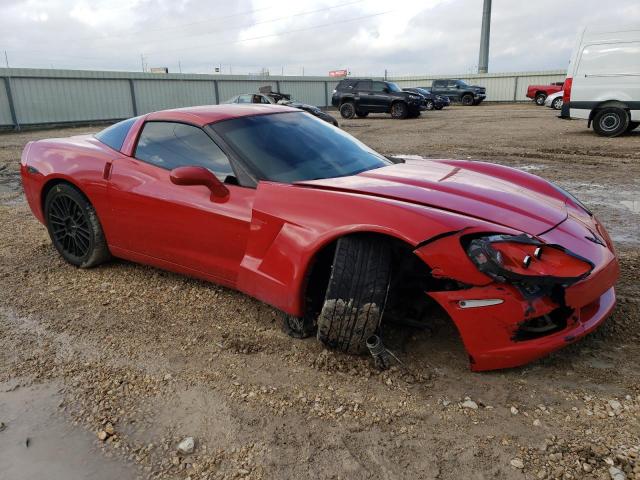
left=461, top=94, right=474, bottom=106
left=593, top=107, right=629, bottom=137
left=355, top=111, right=369, bottom=118
left=627, top=121, right=639, bottom=133
left=390, top=102, right=408, bottom=119
left=44, top=183, right=111, bottom=268
left=339, top=102, right=356, bottom=119
left=316, top=235, right=392, bottom=354
left=535, top=93, right=547, bottom=106
left=551, top=97, right=563, bottom=110
left=425, top=100, right=435, bottom=110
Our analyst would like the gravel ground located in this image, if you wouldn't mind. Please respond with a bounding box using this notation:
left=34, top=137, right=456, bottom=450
left=0, top=104, right=639, bottom=480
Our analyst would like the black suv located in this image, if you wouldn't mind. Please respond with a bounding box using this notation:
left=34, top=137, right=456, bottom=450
left=430, top=79, right=486, bottom=106
left=331, top=79, right=424, bottom=119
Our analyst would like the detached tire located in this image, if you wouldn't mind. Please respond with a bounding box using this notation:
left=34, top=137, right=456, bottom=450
left=339, top=102, right=356, bottom=119
left=317, top=235, right=391, bottom=354
left=391, top=102, right=409, bottom=119
left=535, top=93, right=547, bottom=106
left=593, top=107, right=629, bottom=137
left=44, top=183, right=111, bottom=268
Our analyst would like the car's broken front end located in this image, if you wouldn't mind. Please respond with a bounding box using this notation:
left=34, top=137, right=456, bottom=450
left=414, top=208, right=619, bottom=372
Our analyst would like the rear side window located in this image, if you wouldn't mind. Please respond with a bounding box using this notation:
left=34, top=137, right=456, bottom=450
left=577, top=42, right=640, bottom=76
left=135, top=121, right=234, bottom=180
left=356, top=80, right=372, bottom=90
left=432, top=80, right=444, bottom=87
left=95, top=117, right=137, bottom=152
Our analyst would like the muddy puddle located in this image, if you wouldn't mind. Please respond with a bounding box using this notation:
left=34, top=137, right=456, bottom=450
left=0, top=380, right=138, bottom=480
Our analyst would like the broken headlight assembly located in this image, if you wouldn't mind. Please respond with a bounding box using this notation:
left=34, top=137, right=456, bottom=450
left=465, top=234, right=594, bottom=287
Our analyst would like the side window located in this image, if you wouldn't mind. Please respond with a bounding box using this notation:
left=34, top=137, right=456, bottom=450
left=432, top=80, right=443, bottom=88
left=448, top=80, right=458, bottom=87
left=356, top=80, right=372, bottom=90
left=371, top=81, right=387, bottom=92
left=95, top=117, right=138, bottom=151
left=260, top=95, right=271, bottom=104
left=135, top=122, right=235, bottom=181
left=237, top=94, right=253, bottom=104
left=577, top=42, right=640, bottom=75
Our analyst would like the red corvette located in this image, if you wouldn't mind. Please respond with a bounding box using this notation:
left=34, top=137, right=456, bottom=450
left=20, top=105, right=619, bottom=371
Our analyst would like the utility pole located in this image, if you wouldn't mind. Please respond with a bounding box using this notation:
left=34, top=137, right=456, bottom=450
left=178, top=61, right=182, bottom=74
left=4, top=50, right=9, bottom=68
left=140, top=54, right=145, bottom=73
left=477, top=0, right=491, bottom=73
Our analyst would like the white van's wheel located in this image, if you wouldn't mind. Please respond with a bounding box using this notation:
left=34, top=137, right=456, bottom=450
left=593, top=108, right=629, bottom=137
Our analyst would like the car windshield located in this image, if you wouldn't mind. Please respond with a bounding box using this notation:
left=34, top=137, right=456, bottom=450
left=387, top=82, right=402, bottom=92
left=211, top=112, right=390, bottom=183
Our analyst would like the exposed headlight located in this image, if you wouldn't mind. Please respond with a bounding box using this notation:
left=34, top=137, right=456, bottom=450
left=466, top=234, right=593, bottom=286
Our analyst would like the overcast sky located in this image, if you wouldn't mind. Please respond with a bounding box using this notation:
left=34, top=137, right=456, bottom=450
left=1, top=0, right=639, bottom=76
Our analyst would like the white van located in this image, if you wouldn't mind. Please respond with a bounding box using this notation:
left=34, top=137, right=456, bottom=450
left=561, top=26, right=640, bottom=137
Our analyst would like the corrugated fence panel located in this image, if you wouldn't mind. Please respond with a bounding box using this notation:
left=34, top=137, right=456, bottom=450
left=133, top=80, right=217, bottom=114
left=217, top=81, right=278, bottom=103
left=279, top=81, right=326, bottom=106
left=0, top=68, right=571, bottom=128
left=0, top=81, right=12, bottom=125
left=10, top=77, right=132, bottom=124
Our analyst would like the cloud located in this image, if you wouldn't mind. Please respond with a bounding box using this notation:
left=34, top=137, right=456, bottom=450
left=0, top=0, right=639, bottom=75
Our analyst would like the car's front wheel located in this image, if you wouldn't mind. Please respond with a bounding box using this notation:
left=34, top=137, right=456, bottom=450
left=551, top=97, right=563, bottom=110
left=44, top=183, right=111, bottom=268
left=461, top=94, right=474, bottom=106
left=316, top=235, right=392, bottom=354
left=390, top=102, right=408, bottom=119
left=535, top=93, right=547, bottom=106
left=425, top=100, right=435, bottom=110
left=593, top=107, right=629, bottom=137
left=339, top=102, right=356, bottom=119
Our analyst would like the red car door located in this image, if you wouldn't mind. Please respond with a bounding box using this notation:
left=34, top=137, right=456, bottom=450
left=106, top=121, right=254, bottom=285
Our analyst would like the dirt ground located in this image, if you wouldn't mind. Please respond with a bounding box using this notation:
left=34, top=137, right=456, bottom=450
left=0, top=104, right=638, bottom=480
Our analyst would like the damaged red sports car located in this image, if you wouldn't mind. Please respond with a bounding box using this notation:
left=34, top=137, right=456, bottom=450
left=20, top=104, right=619, bottom=371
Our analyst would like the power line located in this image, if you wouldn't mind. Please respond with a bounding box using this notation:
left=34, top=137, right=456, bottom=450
left=146, top=9, right=395, bottom=56
left=79, top=0, right=366, bottom=48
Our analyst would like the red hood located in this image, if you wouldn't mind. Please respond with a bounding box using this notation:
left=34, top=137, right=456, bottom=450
left=296, top=160, right=568, bottom=236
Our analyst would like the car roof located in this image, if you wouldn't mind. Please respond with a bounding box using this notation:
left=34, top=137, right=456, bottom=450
left=144, top=104, right=299, bottom=127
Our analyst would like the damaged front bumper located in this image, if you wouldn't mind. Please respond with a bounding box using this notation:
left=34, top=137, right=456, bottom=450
left=414, top=214, right=619, bottom=372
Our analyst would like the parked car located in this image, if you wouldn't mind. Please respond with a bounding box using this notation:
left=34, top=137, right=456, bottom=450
left=526, top=82, right=564, bottom=106
left=331, top=79, right=424, bottom=119
left=561, top=25, right=640, bottom=137
left=20, top=104, right=619, bottom=372
left=429, top=79, right=486, bottom=106
left=225, top=90, right=338, bottom=126
left=544, top=90, right=564, bottom=110
left=403, top=87, right=450, bottom=110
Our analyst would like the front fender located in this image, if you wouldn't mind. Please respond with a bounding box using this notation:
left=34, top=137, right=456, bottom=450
left=236, top=181, right=510, bottom=316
